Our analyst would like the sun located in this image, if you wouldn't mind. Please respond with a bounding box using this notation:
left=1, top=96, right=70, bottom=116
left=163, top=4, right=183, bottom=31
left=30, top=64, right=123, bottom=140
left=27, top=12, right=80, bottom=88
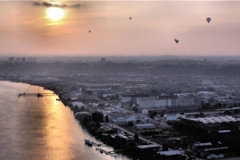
left=46, top=7, right=64, bottom=21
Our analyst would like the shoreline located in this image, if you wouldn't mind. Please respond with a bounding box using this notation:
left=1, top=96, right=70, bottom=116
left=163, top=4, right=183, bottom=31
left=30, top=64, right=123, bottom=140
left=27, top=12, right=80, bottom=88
left=1, top=78, right=171, bottom=160
left=0, top=79, right=138, bottom=160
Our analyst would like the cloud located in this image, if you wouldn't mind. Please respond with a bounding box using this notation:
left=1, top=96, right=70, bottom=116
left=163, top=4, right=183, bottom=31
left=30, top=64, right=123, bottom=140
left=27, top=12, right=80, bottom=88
left=33, top=1, right=82, bottom=8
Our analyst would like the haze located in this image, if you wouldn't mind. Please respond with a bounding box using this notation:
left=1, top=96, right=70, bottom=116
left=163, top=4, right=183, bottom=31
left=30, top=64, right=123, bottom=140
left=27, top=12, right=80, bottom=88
left=0, top=1, right=240, bottom=56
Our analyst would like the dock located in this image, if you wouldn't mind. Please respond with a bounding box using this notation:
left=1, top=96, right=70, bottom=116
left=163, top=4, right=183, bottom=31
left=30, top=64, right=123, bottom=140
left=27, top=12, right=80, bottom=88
left=18, top=93, right=54, bottom=97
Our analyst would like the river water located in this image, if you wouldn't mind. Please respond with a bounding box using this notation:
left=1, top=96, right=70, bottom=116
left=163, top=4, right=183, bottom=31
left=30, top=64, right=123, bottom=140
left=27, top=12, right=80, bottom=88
left=0, top=81, right=130, bottom=160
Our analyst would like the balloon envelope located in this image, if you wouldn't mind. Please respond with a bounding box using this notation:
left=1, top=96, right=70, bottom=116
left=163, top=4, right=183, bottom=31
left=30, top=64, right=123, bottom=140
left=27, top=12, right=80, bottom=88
left=206, top=17, right=211, bottom=23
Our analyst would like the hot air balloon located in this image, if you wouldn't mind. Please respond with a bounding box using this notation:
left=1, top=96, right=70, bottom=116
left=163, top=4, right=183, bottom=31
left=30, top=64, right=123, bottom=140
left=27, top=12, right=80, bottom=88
left=129, top=17, right=132, bottom=20
left=206, top=17, right=211, bottom=23
left=174, top=39, right=179, bottom=44
left=88, top=30, right=91, bottom=33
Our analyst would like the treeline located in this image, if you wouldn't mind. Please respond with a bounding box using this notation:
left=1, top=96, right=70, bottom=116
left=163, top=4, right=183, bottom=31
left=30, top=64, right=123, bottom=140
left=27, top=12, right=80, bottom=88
left=1, top=61, right=240, bottom=76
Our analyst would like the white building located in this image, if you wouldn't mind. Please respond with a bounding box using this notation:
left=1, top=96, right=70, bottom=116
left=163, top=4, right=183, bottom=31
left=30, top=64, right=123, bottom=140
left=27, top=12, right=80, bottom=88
left=164, top=114, right=179, bottom=121
left=135, top=123, right=155, bottom=130
left=136, top=96, right=173, bottom=109
left=141, top=109, right=149, bottom=115
left=108, top=112, right=137, bottom=125
left=136, top=94, right=195, bottom=109
left=71, top=101, right=86, bottom=109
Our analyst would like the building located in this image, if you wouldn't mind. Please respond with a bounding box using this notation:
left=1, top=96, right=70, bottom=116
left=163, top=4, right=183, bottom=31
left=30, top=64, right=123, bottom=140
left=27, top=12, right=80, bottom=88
left=180, top=115, right=240, bottom=138
left=181, top=116, right=240, bottom=128
left=108, top=112, right=137, bottom=125
left=164, top=114, right=179, bottom=121
left=137, top=144, right=160, bottom=151
left=136, top=95, right=174, bottom=109
left=181, top=115, right=240, bottom=151
left=173, top=93, right=195, bottom=108
left=135, top=123, right=155, bottom=130
left=120, top=93, right=151, bottom=103
left=192, top=141, right=228, bottom=159
left=136, top=94, right=195, bottom=110
left=197, top=91, right=217, bottom=103
left=141, top=109, right=149, bottom=115
left=157, top=150, right=187, bottom=160
left=71, top=101, right=86, bottom=109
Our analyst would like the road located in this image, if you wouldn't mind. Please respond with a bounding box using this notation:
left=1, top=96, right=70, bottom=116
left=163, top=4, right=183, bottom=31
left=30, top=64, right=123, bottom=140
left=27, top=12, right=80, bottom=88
left=108, top=123, right=162, bottom=148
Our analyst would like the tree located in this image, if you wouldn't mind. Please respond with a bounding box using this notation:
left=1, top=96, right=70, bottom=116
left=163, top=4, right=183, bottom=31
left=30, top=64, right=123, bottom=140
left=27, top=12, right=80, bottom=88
left=105, top=115, right=109, bottom=122
left=149, top=111, right=157, bottom=119
left=134, top=133, right=139, bottom=142
left=162, top=144, right=168, bottom=151
left=132, top=106, right=139, bottom=113
left=234, top=109, right=240, bottom=114
left=92, top=112, right=104, bottom=122
left=80, top=106, right=85, bottom=111
left=217, top=103, right=222, bottom=108
left=224, top=110, right=231, bottom=115
left=98, top=103, right=104, bottom=107
left=199, top=112, right=204, bottom=117
left=128, top=121, right=134, bottom=127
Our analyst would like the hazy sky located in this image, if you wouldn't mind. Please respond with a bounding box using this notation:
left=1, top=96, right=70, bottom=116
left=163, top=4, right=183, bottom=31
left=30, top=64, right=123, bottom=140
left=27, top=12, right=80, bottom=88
left=0, top=1, right=240, bottom=56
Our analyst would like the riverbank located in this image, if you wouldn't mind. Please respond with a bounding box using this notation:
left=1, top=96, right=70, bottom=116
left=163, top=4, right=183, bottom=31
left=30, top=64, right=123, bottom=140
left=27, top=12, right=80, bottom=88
left=0, top=80, right=134, bottom=160
left=1, top=78, right=176, bottom=160
left=1, top=78, right=140, bottom=159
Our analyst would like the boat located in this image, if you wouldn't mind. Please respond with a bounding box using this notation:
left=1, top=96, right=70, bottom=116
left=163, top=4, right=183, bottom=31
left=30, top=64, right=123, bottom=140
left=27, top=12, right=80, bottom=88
left=99, top=149, right=103, bottom=153
left=84, top=139, right=93, bottom=147
left=96, top=148, right=108, bottom=154
left=37, top=93, right=43, bottom=97
left=36, top=87, right=43, bottom=97
left=56, top=98, right=61, bottom=101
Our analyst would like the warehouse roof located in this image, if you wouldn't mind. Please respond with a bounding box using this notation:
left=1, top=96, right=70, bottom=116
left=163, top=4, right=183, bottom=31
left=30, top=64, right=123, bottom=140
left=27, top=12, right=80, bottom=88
left=183, top=116, right=239, bottom=124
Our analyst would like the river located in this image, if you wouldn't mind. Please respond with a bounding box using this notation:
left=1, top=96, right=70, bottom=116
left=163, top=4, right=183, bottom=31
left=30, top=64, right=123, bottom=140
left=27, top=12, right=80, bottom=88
left=0, top=81, right=130, bottom=160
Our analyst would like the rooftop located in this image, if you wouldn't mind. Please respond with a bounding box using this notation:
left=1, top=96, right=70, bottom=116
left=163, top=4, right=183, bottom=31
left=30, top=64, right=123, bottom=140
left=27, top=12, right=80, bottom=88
left=137, top=144, right=160, bottom=149
left=194, top=142, right=212, bottom=147
left=157, top=150, right=183, bottom=156
left=183, top=116, right=239, bottom=124
left=108, top=112, right=136, bottom=119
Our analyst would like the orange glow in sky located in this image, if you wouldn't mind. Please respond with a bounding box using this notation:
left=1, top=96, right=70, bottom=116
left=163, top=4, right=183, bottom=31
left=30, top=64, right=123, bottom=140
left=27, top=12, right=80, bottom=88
left=0, top=1, right=240, bottom=56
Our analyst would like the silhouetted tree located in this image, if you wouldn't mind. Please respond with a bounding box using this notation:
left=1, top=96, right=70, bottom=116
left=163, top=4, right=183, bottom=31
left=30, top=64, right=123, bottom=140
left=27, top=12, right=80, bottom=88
left=128, top=121, right=134, bottom=127
left=149, top=111, right=157, bottom=119
left=92, top=112, right=104, bottom=122
left=134, top=133, right=139, bottom=142
left=199, top=112, right=204, bottom=117
left=162, top=144, right=168, bottom=151
left=105, top=115, right=109, bottom=122
left=132, top=106, right=139, bottom=113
